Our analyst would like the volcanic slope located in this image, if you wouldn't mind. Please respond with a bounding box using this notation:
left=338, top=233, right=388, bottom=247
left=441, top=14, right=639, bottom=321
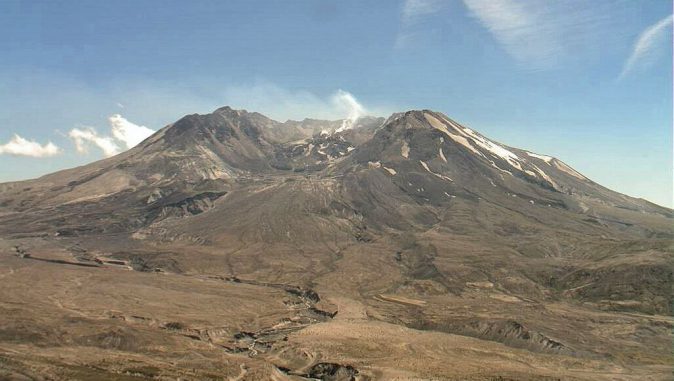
left=0, top=107, right=671, bottom=380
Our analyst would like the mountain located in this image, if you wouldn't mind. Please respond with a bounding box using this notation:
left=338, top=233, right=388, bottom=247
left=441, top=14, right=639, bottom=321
left=0, top=107, right=671, bottom=380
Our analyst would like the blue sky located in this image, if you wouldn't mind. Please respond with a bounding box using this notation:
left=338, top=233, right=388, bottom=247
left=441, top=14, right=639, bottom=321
left=0, top=0, right=672, bottom=207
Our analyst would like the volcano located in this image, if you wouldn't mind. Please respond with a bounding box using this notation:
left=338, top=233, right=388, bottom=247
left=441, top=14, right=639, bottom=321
left=0, top=107, right=671, bottom=380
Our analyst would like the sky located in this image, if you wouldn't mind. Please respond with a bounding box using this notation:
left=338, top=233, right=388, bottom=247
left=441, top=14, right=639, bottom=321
left=0, top=0, right=672, bottom=207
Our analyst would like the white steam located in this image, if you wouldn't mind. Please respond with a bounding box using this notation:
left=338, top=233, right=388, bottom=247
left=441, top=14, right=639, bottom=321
left=218, top=82, right=384, bottom=124
left=332, top=90, right=367, bottom=132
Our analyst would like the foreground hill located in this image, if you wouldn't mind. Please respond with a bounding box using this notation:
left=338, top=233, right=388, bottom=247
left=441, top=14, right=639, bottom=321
left=0, top=107, right=671, bottom=380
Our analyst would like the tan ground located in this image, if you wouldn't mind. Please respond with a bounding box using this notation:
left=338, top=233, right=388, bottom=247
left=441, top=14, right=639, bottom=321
left=0, top=235, right=671, bottom=381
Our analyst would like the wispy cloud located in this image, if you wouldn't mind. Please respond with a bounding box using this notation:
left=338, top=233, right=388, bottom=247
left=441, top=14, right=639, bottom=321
left=619, top=14, right=673, bottom=79
left=396, top=0, right=445, bottom=48
left=0, top=134, right=61, bottom=157
left=68, top=114, right=155, bottom=157
left=401, top=0, right=443, bottom=25
left=462, top=0, right=615, bottom=70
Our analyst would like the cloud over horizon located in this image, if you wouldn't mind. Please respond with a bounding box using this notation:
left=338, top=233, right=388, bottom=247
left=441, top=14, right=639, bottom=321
left=0, top=134, right=61, bottom=157
left=69, top=114, right=155, bottom=157
left=619, top=14, right=673, bottom=79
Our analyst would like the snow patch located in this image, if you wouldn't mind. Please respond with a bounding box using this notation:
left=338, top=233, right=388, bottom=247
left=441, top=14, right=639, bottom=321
left=424, top=113, right=484, bottom=157
left=439, top=148, right=447, bottom=163
left=460, top=127, right=522, bottom=170
left=526, top=151, right=554, bottom=164
left=489, top=160, right=513, bottom=176
left=531, top=164, right=559, bottom=190
left=420, top=160, right=453, bottom=182
left=305, top=143, right=314, bottom=157
left=554, top=160, right=586, bottom=180
left=441, top=114, right=524, bottom=171
left=425, top=113, right=454, bottom=136
left=419, top=160, right=432, bottom=173
left=383, top=166, right=397, bottom=175
left=401, top=141, right=410, bottom=159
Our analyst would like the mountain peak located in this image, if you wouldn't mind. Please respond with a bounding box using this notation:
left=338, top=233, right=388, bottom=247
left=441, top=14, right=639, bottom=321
left=0, top=100, right=671, bottom=381
left=213, top=105, right=248, bottom=116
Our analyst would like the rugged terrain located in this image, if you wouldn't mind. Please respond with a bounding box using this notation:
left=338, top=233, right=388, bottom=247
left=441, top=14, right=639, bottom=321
left=0, top=106, right=671, bottom=380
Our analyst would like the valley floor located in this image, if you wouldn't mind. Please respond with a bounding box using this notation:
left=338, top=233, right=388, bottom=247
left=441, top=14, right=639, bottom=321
left=0, top=235, right=671, bottom=381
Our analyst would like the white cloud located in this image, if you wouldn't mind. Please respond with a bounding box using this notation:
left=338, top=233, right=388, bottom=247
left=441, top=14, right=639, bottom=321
left=619, top=14, right=673, bottom=79
left=401, top=0, right=443, bottom=25
left=396, top=0, right=445, bottom=48
left=109, top=114, right=155, bottom=149
left=68, top=127, right=120, bottom=157
left=463, top=0, right=560, bottom=68
left=68, top=114, right=156, bottom=157
left=0, top=134, right=61, bottom=157
left=462, top=0, right=618, bottom=70
left=397, top=0, right=610, bottom=66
